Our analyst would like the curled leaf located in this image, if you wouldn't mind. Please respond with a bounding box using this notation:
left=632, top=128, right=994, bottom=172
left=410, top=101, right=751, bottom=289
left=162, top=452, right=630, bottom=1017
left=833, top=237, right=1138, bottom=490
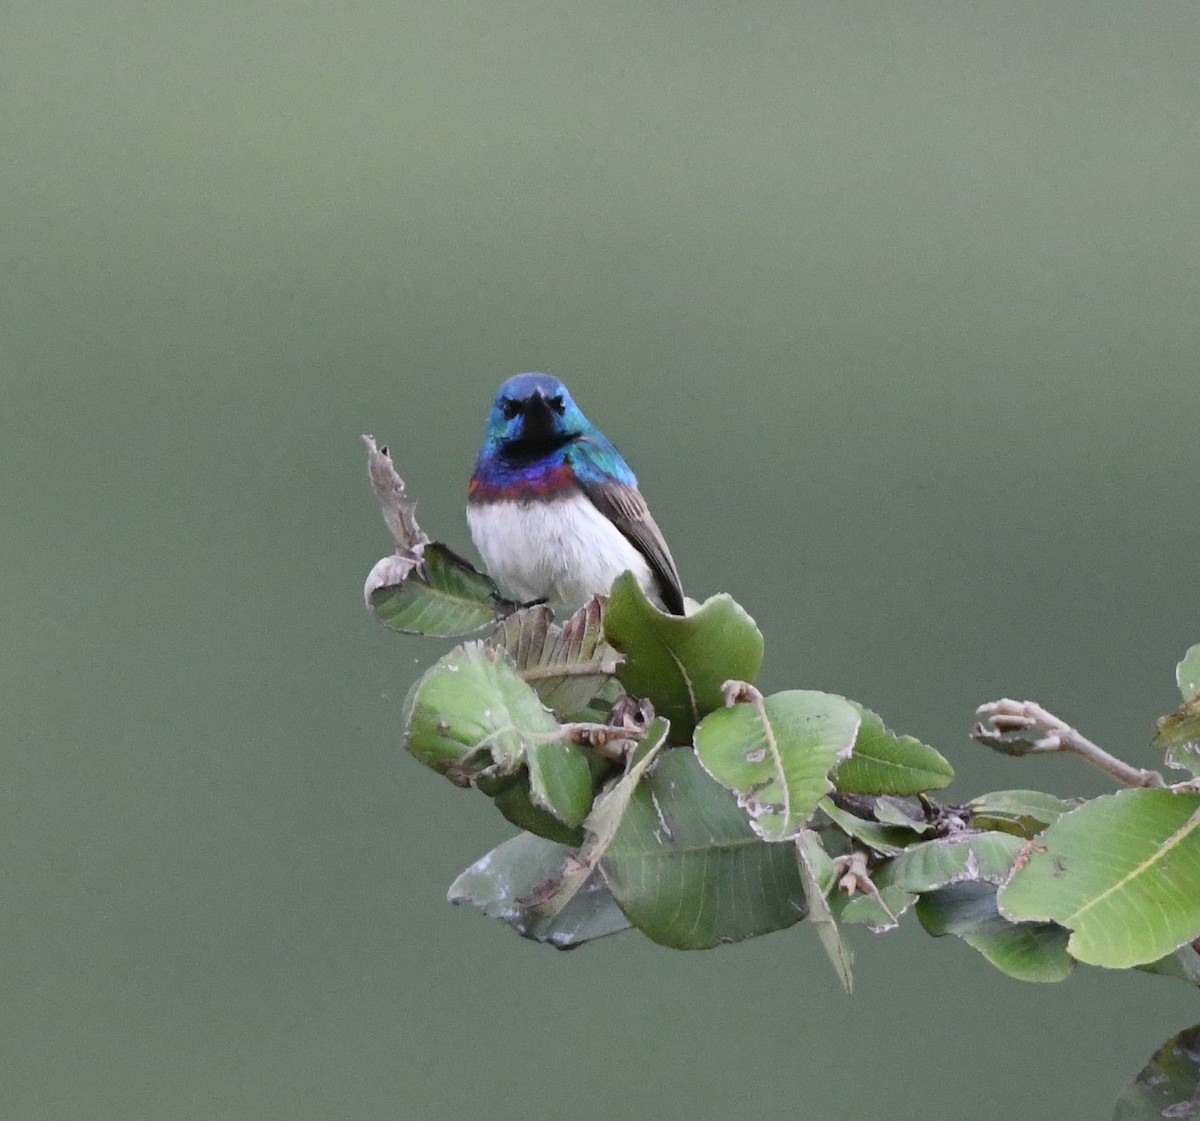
left=363, top=435, right=513, bottom=635
left=604, top=573, right=764, bottom=741
left=403, top=642, right=594, bottom=826
left=491, top=597, right=620, bottom=718
left=447, top=832, right=631, bottom=948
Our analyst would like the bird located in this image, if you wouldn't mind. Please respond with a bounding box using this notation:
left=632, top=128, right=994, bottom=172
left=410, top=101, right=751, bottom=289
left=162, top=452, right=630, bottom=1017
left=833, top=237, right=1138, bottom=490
left=467, top=373, right=685, bottom=615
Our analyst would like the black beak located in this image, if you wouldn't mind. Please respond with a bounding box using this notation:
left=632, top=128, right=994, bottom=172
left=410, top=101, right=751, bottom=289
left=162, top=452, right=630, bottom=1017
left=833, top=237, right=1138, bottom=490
left=521, top=391, right=556, bottom=442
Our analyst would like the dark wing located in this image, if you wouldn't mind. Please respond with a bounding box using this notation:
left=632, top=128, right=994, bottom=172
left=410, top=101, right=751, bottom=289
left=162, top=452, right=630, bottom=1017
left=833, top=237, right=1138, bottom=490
left=579, top=478, right=685, bottom=615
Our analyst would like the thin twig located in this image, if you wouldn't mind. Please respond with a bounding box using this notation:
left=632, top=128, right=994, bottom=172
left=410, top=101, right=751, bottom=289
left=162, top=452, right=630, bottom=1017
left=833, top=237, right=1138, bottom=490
left=973, top=698, right=1166, bottom=789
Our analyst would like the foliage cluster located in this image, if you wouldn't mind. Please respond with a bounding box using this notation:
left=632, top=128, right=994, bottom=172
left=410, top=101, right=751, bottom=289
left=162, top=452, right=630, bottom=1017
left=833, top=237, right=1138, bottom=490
left=363, top=436, right=1200, bottom=1118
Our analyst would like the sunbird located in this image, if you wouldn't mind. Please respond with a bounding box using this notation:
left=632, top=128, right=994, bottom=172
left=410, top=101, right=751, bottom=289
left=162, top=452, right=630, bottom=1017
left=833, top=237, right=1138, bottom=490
left=468, top=373, right=684, bottom=615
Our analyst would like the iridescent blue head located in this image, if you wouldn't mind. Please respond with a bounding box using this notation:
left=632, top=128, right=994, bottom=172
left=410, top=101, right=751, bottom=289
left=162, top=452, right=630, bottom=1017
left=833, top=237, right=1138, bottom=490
left=471, top=372, right=638, bottom=498
left=482, top=373, right=591, bottom=456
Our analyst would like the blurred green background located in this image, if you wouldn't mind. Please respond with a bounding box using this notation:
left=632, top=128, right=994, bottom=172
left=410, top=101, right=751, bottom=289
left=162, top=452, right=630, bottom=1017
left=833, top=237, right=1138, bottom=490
left=4, top=2, right=1198, bottom=1118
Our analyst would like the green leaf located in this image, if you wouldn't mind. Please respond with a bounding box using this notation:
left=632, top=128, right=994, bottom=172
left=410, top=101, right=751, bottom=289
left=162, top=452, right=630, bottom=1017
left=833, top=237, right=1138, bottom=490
left=362, top=434, right=512, bottom=635
left=1111, top=1024, right=1200, bottom=1120
left=491, top=778, right=585, bottom=845
left=833, top=705, right=954, bottom=795
left=403, top=641, right=557, bottom=777
left=1155, top=643, right=1200, bottom=776
left=796, top=829, right=853, bottom=992
left=1155, top=696, right=1200, bottom=777
left=999, top=788, right=1200, bottom=968
left=1179, top=644, right=1200, bottom=702
left=603, top=573, right=764, bottom=741
left=403, top=642, right=594, bottom=825
left=525, top=742, right=595, bottom=829
left=872, top=796, right=934, bottom=832
left=879, top=832, right=1026, bottom=893
left=818, top=798, right=923, bottom=856
left=368, top=543, right=505, bottom=636
left=694, top=689, right=861, bottom=841
left=581, top=719, right=671, bottom=860
left=447, top=832, right=631, bottom=948
left=1139, top=944, right=1200, bottom=987
left=967, top=789, right=1078, bottom=837
left=601, top=748, right=808, bottom=949
left=917, top=882, right=1074, bottom=983
left=490, top=598, right=619, bottom=718
left=488, top=719, right=671, bottom=937
left=835, top=885, right=916, bottom=932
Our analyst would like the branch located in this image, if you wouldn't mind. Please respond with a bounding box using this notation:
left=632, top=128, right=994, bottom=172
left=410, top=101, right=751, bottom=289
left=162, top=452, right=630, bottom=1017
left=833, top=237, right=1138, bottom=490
left=973, top=698, right=1166, bottom=789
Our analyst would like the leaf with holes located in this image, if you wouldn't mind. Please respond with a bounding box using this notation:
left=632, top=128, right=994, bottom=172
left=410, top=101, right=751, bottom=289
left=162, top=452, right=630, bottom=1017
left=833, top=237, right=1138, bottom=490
left=403, top=642, right=593, bottom=826
left=877, top=832, right=1026, bottom=893
left=999, top=789, right=1200, bottom=968
left=694, top=689, right=861, bottom=841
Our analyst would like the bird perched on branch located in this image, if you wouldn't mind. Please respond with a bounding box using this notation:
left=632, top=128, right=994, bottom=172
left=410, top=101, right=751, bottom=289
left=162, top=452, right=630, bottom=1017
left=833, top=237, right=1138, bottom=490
left=468, top=373, right=684, bottom=615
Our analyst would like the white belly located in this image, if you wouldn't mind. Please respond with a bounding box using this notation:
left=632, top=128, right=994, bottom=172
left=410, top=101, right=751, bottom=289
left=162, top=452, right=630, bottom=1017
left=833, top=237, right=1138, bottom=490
left=467, top=494, right=657, bottom=610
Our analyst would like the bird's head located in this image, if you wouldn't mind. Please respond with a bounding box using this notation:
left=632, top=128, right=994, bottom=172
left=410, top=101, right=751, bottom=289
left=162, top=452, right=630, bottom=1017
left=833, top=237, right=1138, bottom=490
left=484, top=373, right=589, bottom=459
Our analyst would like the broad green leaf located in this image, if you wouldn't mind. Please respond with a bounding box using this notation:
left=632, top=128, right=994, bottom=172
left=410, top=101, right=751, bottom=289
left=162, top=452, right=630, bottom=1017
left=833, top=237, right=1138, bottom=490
left=967, top=789, right=1077, bottom=837
left=1179, top=644, right=1200, bottom=702
left=490, top=746, right=614, bottom=843
left=833, top=705, right=954, bottom=795
left=879, top=832, right=1025, bottom=893
left=491, top=778, right=585, bottom=845
left=447, top=832, right=630, bottom=948
left=603, top=573, right=764, bottom=741
left=525, top=742, right=594, bottom=829
left=872, top=796, right=934, bottom=832
left=368, top=543, right=504, bottom=636
left=493, top=720, right=670, bottom=933
left=403, top=643, right=593, bottom=825
left=694, top=689, right=860, bottom=841
left=796, top=829, right=853, bottom=992
left=490, top=598, right=620, bottom=718
left=917, top=882, right=1074, bottom=983
left=1111, top=1024, right=1200, bottom=1120
left=601, top=748, right=808, bottom=949
left=999, top=789, right=1200, bottom=968
left=818, top=798, right=923, bottom=856
left=835, top=885, right=916, bottom=932
left=1139, top=944, right=1200, bottom=987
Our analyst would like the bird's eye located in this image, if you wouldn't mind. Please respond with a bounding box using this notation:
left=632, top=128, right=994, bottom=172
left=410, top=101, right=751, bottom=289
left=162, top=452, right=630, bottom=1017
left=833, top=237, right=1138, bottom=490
left=548, top=394, right=565, bottom=415
left=500, top=398, right=520, bottom=420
